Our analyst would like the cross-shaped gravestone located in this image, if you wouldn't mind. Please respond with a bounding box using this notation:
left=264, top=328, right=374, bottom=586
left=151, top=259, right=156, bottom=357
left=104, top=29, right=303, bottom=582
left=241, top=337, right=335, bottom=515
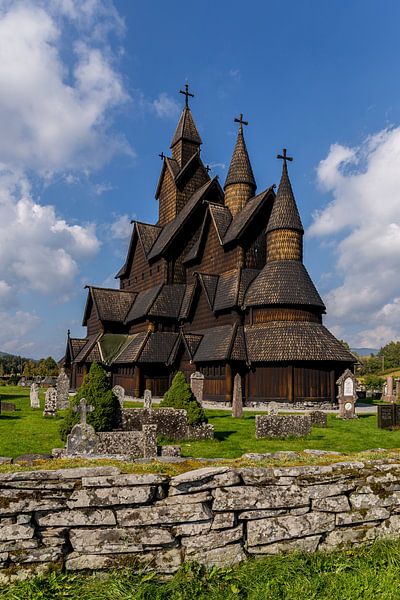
left=179, top=82, right=194, bottom=107
left=73, top=398, right=94, bottom=425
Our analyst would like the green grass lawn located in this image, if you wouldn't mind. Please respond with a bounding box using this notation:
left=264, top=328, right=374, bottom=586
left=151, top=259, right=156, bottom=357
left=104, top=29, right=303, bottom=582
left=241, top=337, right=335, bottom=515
left=1, top=539, right=400, bottom=600
left=2, top=385, right=400, bottom=460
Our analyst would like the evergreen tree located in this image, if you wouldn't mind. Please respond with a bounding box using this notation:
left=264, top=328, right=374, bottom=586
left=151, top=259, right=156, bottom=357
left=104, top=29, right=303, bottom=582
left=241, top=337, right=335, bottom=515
left=59, top=362, right=119, bottom=441
left=160, top=371, right=206, bottom=426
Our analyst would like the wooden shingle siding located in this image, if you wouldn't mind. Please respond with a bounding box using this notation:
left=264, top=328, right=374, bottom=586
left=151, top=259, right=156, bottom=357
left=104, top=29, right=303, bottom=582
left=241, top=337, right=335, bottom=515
left=253, top=307, right=321, bottom=324
left=266, top=229, right=303, bottom=262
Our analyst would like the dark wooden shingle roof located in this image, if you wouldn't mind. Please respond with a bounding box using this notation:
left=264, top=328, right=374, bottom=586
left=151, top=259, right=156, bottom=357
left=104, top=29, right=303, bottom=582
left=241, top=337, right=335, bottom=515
left=113, top=332, right=148, bottom=363
left=136, top=222, right=162, bottom=256
left=208, top=203, right=232, bottom=242
left=84, top=287, right=136, bottom=324
left=138, top=332, right=179, bottom=363
left=170, top=106, right=202, bottom=148
left=73, top=333, right=101, bottom=363
left=148, top=284, right=187, bottom=319
left=224, top=125, right=256, bottom=190
left=213, top=268, right=259, bottom=312
left=245, top=322, right=356, bottom=362
left=266, top=162, right=304, bottom=233
left=179, top=283, right=196, bottom=319
left=193, top=325, right=235, bottom=362
left=223, top=187, right=274, bottom=244
left=69, top=338, right=86, bottom=360
left=124, top=284, right=163, bottom=323
left=244, top=260, right=325, bottom=309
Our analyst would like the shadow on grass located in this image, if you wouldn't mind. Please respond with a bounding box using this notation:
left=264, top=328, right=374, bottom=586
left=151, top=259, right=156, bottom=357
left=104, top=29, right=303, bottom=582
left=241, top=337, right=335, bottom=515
left=214, top=430, right=236, bottom=441
left=0, top=415, right=21, bottom=420
left=0, top=393, right=27, bottom=402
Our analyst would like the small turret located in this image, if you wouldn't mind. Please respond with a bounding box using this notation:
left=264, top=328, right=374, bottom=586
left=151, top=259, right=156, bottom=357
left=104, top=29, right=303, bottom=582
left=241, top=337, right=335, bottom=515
left=224, top=114, right=256, bottom=215
left=170, top=84, right=202, bottom=167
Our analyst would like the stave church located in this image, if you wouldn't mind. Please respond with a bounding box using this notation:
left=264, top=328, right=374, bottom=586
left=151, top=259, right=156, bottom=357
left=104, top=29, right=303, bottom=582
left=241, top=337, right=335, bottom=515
left=63, top=85, right=355, bottom=405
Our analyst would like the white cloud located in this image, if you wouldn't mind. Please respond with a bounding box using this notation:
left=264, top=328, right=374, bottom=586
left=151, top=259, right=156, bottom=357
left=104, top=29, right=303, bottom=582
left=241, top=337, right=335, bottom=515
left=94, top=181, right=113, bottom=195
left=0, top=310, right=40, bottom=354
left=152, top=92, right=180, bottom=119
left=110, top=214, right=132, bottom=240
left=310, top=127, right=400, bottom=348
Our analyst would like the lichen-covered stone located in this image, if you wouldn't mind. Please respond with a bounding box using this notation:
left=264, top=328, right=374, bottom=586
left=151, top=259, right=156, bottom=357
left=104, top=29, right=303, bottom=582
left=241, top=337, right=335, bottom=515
left=0, top=524, right=34, bottom=541
left=117, top=501, right=212, bottom=527
left=185, top=543, right=245, bottom=567
left=170, top=467, right=240, bottom=495
left=67, top=486, right=155, bottom=509
left=247, top=535, right=321, bottom=555
left=82, top=473, right=168, bottom=488
left=37, top=509, right=116, bottom=527
left=211, top=512, right=235, bottom=530
left=312, top=495, right=351, bottom=512
left=256, top=414, right=311, bottom=439
left=336, top=507, right=390, bottom=525
left=247, top=512, right=335, bottom=547
left=182, top=526, right=243, bottom=555
left=70, top=527, right=175, bottom=553
left=213, top=485, right=309, bottom=511
left=66, top=547, right=182, bottom=573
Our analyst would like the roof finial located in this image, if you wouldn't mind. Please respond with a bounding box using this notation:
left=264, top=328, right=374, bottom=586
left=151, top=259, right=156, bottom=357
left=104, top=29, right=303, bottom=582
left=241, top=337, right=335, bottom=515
left=67, top=329, right=70, bottom=338
left=179, top=82, right=194, bottom=107
left=234, top=113, right=248, bottom=130
left=277, top=148, right=293, bottom=168
left=158, top=152, right=165, bottom=160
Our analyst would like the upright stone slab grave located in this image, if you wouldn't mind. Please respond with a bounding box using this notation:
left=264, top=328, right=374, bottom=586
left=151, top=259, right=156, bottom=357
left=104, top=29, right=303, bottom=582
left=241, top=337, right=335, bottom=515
left=190, top=372, right=204, bottom=404
left=43, top=387, right=57, bottom=418
left=30, top=383, right=40, bottom=409
left=112, top=385, right=125, bottom=408
left=232, top=373, right=243, bottom=418
left=256, top=414, right=311, bottom=439
left=383, top=376, right=396, bottom=404
left=143, top=389, right=152, bottom=410
left=309, top=410, right=328, bottom=427
left=336, top=369, right=357, bottom=419
left=67, top=398, right=96, bottom=454
left=56, top=368, right=70, bottom=409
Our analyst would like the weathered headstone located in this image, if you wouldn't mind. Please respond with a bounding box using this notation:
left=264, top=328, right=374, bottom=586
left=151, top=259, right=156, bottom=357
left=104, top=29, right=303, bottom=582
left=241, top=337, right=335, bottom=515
left=43, top=387, right=57, bottom=418
left=143, top=389, right=152, bottom=410
left=309, top=410, right=328, bottom=427
left=30, top=383, right=40, bottom=409
left=112, top=385, right=125, bottom=408
left=267, top=401, right=279, bottom=416
left=383, top=376, right=396, bottom=403
left=56, top=368, right=70, bottom=409
left=232, top=373, right=243, bottom=418
left=190, top=371, right=205, bottom=404
left=74, top=397, right=94, bottom=425
left=256, top=414, right=311, bottom=438
left=336, top=369, right=357, bottom=419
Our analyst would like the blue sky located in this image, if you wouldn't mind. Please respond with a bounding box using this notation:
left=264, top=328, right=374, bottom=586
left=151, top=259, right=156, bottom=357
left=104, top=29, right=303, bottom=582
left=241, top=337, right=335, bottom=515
left=1, top=0, right=400, bottom=358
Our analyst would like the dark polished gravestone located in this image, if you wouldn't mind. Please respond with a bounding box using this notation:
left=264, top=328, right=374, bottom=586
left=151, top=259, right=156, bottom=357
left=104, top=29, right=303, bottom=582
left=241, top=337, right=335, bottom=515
left=377, top=404, right=400, bottom=429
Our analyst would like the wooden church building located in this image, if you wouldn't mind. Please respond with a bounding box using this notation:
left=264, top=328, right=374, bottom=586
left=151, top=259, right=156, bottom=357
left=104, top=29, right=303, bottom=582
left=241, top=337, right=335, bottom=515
left=64, top=86, right=355, bottom=404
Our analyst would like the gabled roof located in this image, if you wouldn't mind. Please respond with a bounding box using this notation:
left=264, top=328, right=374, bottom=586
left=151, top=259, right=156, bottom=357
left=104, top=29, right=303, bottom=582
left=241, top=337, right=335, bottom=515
left=148, top=177, right=222, bottom=260
left=244, top=260, right=325, bottom=310
left=211, top=268, right=259, bottom=312
left=170, top=105, right=202, bottom=148
left=223, top=187, right=275, bottom=245
left=224, top=124, right=256, bottom=190
left=208, top=203, right=232, bottom=242
left=113, top=332, right=149, bottom=364
left=138, top=332, right=179, bottom=363
left=115, top=221, right=161, bottom=279
left=245, top=322, right=356, bottom=363
left=69, top=338, right=86, bottom=360
left=148, top=284, right=187, bottom=319
left=73, top=333, right=102, bottom=364
left=197, top=273, right=219, bottom=308
left=266, top=162, right=304, bottom=234
left=83, top=287, right=136, bottom=325
left=179, top=283, right=197, bottom=319
left=230, top=325, right=248, bottom=362
left=124, top=284, right=163, bottom=323
left=183, top=214, right=208, bottom=264
left=192, top=324, right=236, bottom=362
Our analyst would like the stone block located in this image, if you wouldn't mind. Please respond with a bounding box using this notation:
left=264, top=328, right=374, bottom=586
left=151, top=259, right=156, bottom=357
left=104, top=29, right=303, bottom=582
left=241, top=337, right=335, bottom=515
left=184, top=543, right=246, bottom=568
left=213, top=485, right=309, bottom=511
left=172, top=521, right=212, bottom=537
left=67, top=485, right=155, bottom=509
left=9, top=547, right=63, bottom=564
left=308, top=411, right=328, bottom=427
left=320, top=523, right=379, bottom=550
left=82, top=473, right=168, bottom=488
left=256, top=414, right=312, bottom=439
left=37, top=509, right=116, bottom=527
left=70, top=527, right=175, bottom=553
left=312, top=495, right=351, bottom=512
left=182, top=525, right=243, bottom=555
left=116, top=501, right=212, bottom=527
left=336, top=507, right=390, bottom=525
left=211, top=512, right=236, bottom=530
left=247, top=535, right=321, bottom=555
left=0, top=524, right=34, bottom=542
left=170, top=467, right=240, bottom=495
left=247, top=512, right=335, bottom=547
left=66, top=547, right=182, bottom=573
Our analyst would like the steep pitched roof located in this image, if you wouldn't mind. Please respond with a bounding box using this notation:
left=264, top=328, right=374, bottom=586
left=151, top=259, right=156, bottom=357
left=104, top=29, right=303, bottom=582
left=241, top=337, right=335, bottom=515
left=138, top=332, right=179, bottom=363
left=113, top=332, right=149, bottom=363
left=148, top=284, right=187, bottom=319
left=83, top=287, right=136, bottom=325
left=192, top=324, right=235, bottom=362
left=230, top=325, right=248, bottom=362
left=213, top=268, right=259, bottom=312
left=224, top=124, right=256, bottom=190
left=148, top=177, right=222, bottom=260
left=170, top=106, right=202, bottom=148
left=124, top=284, right=163, bottom=323
left=245, top=322, right=356, bottom=362
left=223, top=187, right=274, bottom=245
left=179, top=283, right=197, bottom=319
left=197, top=273, right=219, bottom=308
left=69, top=338, right=86, bottom=360
left=136, top=222, right=162, bottom=256
left=73, top=333, right=101, bottom=364
left=266, top=162, right=304, bottom=233
left=244, top=260, right=325, bottom=309
left=208, top=203, right=232, bottom=242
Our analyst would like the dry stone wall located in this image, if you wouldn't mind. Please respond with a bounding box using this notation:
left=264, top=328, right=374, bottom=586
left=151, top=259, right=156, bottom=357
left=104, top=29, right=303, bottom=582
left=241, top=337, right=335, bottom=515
left=2, top=460, right=400, bottom=581
left=122, top=408, right=214, bottom=440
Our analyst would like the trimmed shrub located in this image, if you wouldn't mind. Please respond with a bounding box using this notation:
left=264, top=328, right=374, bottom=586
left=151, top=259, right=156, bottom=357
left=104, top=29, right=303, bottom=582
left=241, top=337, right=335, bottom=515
left=160, top=371, right=206, bottom=426
left=59, top=363, right=119, bottom=441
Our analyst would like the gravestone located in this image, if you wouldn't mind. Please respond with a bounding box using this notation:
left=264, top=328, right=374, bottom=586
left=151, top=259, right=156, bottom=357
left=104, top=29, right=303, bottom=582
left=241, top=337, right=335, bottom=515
left=112, top=385, right=125, bottom=408
left=377, top=404, right=400, bottom=429
left=256, top=414, right=312, bottom=438
left=267, top=401, right=279, bottom=416
left=30, top=383, right=40, bottom=409
left=309, top=410, right=328, bottom=427
left=190, top=371, right=204, bottom=404
left=336, top=369, right=357, bottom=419
left=382, top=376, right=396, bottom=403
left=43, top=387, right=57, bottom=418
left=232, top=373, right=243, bottom=418
left=56, top=368, right=70, bottom=409
left=143, top=389, right=152, bottom=410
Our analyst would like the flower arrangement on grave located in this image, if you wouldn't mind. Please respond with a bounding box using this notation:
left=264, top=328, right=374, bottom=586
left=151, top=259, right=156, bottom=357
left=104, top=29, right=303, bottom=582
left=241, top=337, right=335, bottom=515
left=160, top=371, right=206, bottom=426
left=59, top=362, right=119, bottom=441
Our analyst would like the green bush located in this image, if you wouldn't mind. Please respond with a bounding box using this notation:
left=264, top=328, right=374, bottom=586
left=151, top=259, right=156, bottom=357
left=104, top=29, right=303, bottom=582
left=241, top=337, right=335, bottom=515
left=59, top=363, right=119, bottom=441
left=160, top=371, right=206, bottom=426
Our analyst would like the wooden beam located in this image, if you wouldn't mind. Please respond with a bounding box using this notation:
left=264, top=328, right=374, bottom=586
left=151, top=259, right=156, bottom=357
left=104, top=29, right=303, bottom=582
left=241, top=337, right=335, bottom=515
left=133, top=365, right=143, bottom=398
left=225, top=363, right=233, bottom=404
left=287, top=364, right=294, bottom=403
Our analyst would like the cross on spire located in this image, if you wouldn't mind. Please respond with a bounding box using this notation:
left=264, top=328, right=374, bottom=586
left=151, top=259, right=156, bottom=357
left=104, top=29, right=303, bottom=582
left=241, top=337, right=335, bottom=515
left=73, top=397, right=94, bottom=426
left=205, top=165, right=211, bottom=173
left=234, top=113, right=248, bottom=128
left=277, top=148, right=293, bottom=167
left=179, top=83, right=194, bottom=107
left=158, top=152, right=165, bottom=160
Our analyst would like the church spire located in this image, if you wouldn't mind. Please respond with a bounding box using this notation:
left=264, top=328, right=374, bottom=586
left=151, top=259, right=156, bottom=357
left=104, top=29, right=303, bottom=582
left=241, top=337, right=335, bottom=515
left=170, top=83, right=202, bottom=167
left=224, top=114, right=256, bottom=215
left=266, top=149, right=304, bottom=262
